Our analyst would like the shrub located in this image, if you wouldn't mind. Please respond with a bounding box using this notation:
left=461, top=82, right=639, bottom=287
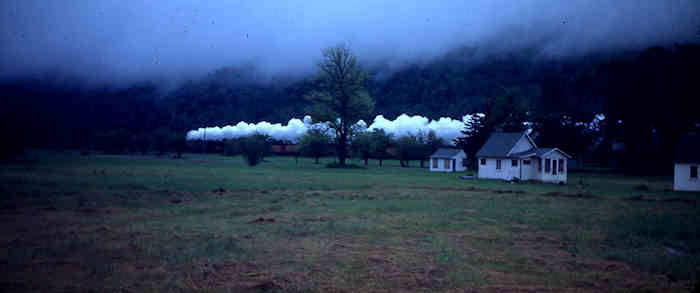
left=299, top=127, right=332, bottom=164
left=240, top=134, right=271, bottom=166
left=222, top=138, right=243, bottom=156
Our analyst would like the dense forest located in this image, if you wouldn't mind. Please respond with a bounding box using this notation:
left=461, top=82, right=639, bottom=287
left=2, top=43, right=699, bottom=173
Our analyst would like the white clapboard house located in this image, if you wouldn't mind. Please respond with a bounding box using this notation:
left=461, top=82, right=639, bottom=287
left=476, top=131, right=571, bottom=183
left=674, top=134, right=700, bottom=192
left=429, top=148, right=467, bottom=172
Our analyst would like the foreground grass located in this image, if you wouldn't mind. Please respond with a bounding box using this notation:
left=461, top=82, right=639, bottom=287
left=1, top=152, right=698, bottom=292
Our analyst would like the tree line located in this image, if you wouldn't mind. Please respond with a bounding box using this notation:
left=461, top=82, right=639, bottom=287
left=1, top=43, right=699, bottom=174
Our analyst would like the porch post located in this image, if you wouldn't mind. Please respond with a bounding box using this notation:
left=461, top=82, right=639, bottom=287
left=541, top=158, right=544, bottom=178
left=519, top=159, right=522, bottom=179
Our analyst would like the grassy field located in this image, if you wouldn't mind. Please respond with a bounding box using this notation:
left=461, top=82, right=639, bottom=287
left=1, top=151, right=699, bottom=292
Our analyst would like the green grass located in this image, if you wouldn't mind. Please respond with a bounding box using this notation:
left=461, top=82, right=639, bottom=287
left=1, top=151, right=699, bottom=292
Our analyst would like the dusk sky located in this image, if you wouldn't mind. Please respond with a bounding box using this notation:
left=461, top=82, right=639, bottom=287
left=2, top=0, right=699, bottom=84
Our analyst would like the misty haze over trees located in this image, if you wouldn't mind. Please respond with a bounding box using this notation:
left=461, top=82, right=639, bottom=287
left=1, top=1, right=699, bottom=174
left=3, top=43, right=699, bottom=173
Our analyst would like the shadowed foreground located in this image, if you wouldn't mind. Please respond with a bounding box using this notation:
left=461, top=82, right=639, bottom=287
left=1, top=152, right=698, bottom=292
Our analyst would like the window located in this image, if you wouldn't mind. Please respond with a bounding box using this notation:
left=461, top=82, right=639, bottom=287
left=512, top=160, right=518, bottom=167
left=552, top=160, right=557, bottom=175
left=558, top=159, right=564, bottom=173
left=523, top=160, right=531, bottom=165
left=691, top=165, right=698, bottom=179
left=462, top=158, right=468, bottom=167
left=545, top=159, right=551, bottom=173
left=538, top=159, right=542, bottom=171
left=496, top=160, right=501, bottom=170
left=444, top=159, right=450, bottom=169
left=480, top=159, right=486, bottom=165
left=432, top=158, right=438, bottom=169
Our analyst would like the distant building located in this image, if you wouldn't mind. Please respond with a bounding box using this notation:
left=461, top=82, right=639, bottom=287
left=429, top=148, right=467, bottom=172
left=674, top=134, right=700, bottom=192
left=476, top=131, right=571, bottom=183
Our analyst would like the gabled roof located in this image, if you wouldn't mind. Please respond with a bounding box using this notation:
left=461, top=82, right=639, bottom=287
left=430, top=148, right=464, bottom=158
left=676, top=133, right=700, bottom=163
left=475, top=132, right=525, bottom=158
left=476, top=131, right=571, bottom=159
left=509, top=148, right=541, bottom=158
left=510, top=148, right=572, bottom=159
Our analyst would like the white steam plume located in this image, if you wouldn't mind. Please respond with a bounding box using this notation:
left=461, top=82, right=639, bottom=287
left=186, top=113, right=486, bottom=144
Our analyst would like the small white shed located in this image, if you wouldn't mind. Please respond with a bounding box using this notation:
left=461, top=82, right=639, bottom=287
left=429, top=148, right=467, bottom=172
left=674, top=134, right=700, bottom=192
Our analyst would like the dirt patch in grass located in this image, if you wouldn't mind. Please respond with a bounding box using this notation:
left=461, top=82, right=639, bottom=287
left=414, top=186, right=530, bottom=196
left=486, top=232, right=688, bottom=292
left=542, top=191, right=599, bottom=199
left=247, top=217, right=276, bottom=224
left=663, top=197, right=697, bottom=205
left=623, top=195, right=697, bottom=206
left=170, top=261, right=280, bottom=292
left=624, top=195, right=657, bottom=202
left=416, top=185, right=489, bottom=192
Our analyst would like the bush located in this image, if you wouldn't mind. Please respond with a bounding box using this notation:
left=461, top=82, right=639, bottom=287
left=240, top=134, right=271, bottom=166
left=299, top=127, right=332, bottom=164
left=222, top=138, right=243, bottom=156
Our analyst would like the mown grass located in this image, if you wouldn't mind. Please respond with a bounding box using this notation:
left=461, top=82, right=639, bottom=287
left=1, top=151, right=699, bottom=292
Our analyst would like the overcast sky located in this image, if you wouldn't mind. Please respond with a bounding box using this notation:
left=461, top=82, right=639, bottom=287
left=1, top=0, right=699, bottom=85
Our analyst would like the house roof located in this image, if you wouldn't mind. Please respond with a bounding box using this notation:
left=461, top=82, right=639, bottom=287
left=476, top=131, right=571, bottom=159
left=510, top=148, right=550, bottom=158
left=430, top=148, right=463, bottom=158
left=510, top=147, right=572, bottom=159
left=676, top=134, right=700, bottom=163
left=475, top=132, right=524, bottom=157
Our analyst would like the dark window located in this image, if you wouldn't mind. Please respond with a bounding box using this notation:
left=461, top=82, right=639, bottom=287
left=444, top=159, right=450, bottom=169
left=462, top=158, right=468, bottom=167
left=558, top=159, right=564, bottom=173
left=496, top=160, right=501, bottom=170
left=432, top=158, right=438, bottom=168
left=538, top=159, right=542, bottom=171
left=691, top=165, right=698, bottom=179
left=480, top=159, right=486, bottom=165
left=552, top=160, right=557, bottom=175
left=512, top=160, right=518, bottom=167
left=545, top=159, right=551, bottom=173
left=523, top=160, right=531, bottom=165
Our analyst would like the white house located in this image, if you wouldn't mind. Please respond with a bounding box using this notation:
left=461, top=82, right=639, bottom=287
left=476, top=131, right=571, bottom=183
left=430, top=148, right=467, bottom=172
left=674, top=134, right=700, bottom=192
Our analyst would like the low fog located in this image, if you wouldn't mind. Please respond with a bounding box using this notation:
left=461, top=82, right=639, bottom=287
left=2, top=0, right=699, bottom=85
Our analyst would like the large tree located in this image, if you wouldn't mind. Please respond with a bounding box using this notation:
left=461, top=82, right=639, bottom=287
left=305, top=44, right=374, bottom=166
